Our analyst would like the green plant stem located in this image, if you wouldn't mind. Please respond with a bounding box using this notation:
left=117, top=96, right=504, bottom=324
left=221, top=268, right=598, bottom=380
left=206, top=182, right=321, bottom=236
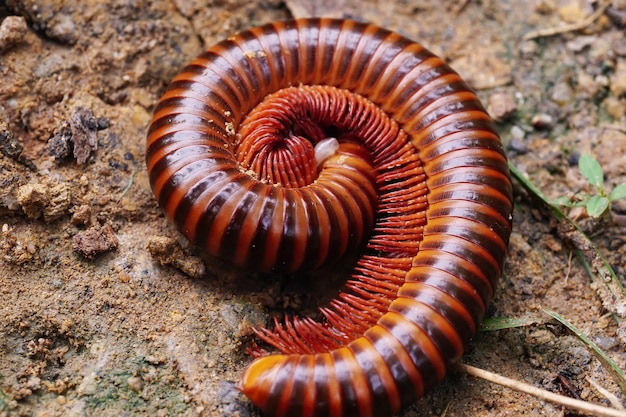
left=508, top=161, right=625, bottom=299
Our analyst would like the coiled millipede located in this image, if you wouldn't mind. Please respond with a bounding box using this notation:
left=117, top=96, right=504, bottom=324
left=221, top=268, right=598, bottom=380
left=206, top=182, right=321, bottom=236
left=146, top=18, right=513, bottom=417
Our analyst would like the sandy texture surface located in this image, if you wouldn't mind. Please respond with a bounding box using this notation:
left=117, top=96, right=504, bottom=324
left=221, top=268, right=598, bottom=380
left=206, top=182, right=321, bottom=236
left=1, top=0, right=626, bottom=416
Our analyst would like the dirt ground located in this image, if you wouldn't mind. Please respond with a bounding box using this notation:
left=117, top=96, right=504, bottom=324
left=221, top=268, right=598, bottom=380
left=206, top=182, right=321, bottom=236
left=1, top=0, right=626, bottom=416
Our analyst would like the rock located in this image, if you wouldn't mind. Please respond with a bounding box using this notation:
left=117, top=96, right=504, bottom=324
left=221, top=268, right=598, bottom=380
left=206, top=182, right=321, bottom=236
left=531, top=113, right=554, bottom=130
left=550, top=81, right=574, bottom=105
left=72, top=224, right=119, bottom=259
left=0, top=16, right=28, bottom=51
left=127, top=376, right=143, bottom=392
left=146, top=236, right=206, bottom=279
left=16, top=183, right=48, bottom=220
left=16, top=181, right=71, bottom=222
left=488, top=92, right=517, bottom=122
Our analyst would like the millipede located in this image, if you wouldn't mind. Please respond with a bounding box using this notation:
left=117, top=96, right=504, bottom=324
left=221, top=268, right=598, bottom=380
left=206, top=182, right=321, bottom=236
left=146, top=18, right=513, bottom=417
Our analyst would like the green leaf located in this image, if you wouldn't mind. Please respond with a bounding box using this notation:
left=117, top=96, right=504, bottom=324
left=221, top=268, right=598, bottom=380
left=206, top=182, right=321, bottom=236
left=609, top=183, right=626, bottom=202
left=586, top=195, right=609, bottom=218
left=578, top=153, right=604, bottom=190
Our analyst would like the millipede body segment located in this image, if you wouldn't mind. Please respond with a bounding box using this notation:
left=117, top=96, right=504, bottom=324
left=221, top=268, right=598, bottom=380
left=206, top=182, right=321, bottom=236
left=146, top=18, right=513, bottom=417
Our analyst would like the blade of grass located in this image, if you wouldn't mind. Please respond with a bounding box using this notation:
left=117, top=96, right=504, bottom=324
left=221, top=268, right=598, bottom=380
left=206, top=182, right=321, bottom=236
left=543, top=309, right=626, bottom=395
left=480, top=315, right=546, bottom=332
left=508, top=161, right=566, bottom=217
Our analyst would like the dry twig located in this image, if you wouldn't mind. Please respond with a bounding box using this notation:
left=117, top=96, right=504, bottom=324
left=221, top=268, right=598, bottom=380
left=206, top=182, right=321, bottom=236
left=522, top=0, right=613, bottom=41
left=457, top=363, right=626, bottom=417
left=588, top=377, right=626, bottom=411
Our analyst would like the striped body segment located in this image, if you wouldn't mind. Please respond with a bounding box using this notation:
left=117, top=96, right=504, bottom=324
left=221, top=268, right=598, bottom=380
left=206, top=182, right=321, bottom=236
left=146, top=18, right=513, bottom=417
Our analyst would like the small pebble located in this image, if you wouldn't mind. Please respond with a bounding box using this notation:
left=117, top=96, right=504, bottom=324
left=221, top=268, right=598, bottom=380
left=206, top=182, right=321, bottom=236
left=16, top=183, right=48, bottom=220
left=70, top=107, right=99, bottom=165
left=144, top=354, right=166, bottom=365
left=534, top=0, right=555, bottom=14
left=543, top=235, right=562, bottom=252
left=72, top=224, right=119, bottom=259
left=510, top=125, right=526, bottom=141
left=508, top=138, right=528, bottom=155
left=576, top=71, right=601, bottom=98
left=71, top=204, right=92, bottom=226
left=509, top=232, right=532, bottom=254
left=567, top=151, right=580, bottom=166
left=48, top=125, right=73, bottom=162
left=531, top=113, right=554, bottom=130
left=558, top=3, right=590, bottom=23
left=45, top=13, right=78, bottom=45
left=508, top=137, right=528, bottom=154
left=595, top=74, right=609, bottom=88
left=43, top=183, right=71, bottom=222
left=550, top=81, right=574, bottom=105
left=146, top=236, right=206, bottom=278
left=0, top=16, right=28, bottom=51
left=127, top=376, right=143, bottom=392
left=487, top=92, right=517, bottom=122
left=12, top=181, right=70, bottom=222
left=594, top=336, right=618, bottom=350
left=604, top=96, right=626, bottom=119
left=519, top=41, right=537, bottom=59
left=606, top=5, right=626, bottom=30
left=566, top=35, right=596, bottom=52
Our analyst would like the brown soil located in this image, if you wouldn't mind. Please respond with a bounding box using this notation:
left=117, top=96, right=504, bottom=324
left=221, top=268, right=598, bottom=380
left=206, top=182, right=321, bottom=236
left=1, top=0, right=625, bottom=416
